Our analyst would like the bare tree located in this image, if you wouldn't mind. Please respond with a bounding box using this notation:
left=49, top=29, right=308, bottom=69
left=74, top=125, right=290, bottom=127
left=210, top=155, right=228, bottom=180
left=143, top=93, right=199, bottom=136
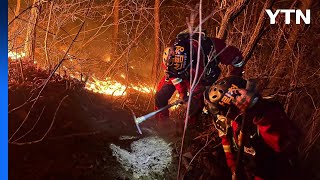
left=217, top=0, right=250, bottom=40
left=153, top=0, right=161, bottom=80
left=113, top=0, right=119, bottom=41
left=242, top=0, right=274, bottom=62
left=14, top=0, right=21, bottom=16
left=24, top=0, right=40, bottom=61
left=270, top=0, right=312, bottom=86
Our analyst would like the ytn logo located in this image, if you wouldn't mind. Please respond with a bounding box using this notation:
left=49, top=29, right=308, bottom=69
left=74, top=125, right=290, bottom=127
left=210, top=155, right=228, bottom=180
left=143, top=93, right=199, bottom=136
left=265, top=9, right=311, bottom=24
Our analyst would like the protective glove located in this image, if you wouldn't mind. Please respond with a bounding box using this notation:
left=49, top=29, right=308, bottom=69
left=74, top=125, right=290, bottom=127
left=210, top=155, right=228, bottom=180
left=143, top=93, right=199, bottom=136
left=179, top=91, right=189, bottom=104
left=232, top=89, right=259, bottom=112
left=215, top=115, right=230, bottom=137
left=164, top=69, right=176, bottom=81
left=232, top=171, right=237, bottom=180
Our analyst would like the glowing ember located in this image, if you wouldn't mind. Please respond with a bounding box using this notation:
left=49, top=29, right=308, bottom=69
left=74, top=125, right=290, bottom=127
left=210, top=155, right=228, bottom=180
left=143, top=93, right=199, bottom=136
left=104, top=54, right=111, bottom=62
left=169, top=93, right=181, bottom=110
left=85, top=76, right=155, bottom=96
left=8, top=51, right=26, bottom=60
left=85, top=77, right=127, bottom=96
left=60, top=66, right=154, bottom=96
left=131, top=84, right=154, bottom=94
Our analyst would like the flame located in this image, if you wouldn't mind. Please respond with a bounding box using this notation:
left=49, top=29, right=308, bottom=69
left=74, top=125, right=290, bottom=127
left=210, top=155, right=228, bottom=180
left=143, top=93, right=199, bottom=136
left=8, top=51, right=26, bottom=60
left=61, top=66, right=153, bottom=96
left=131, top=84, right=153, bottom=94
left=7, top=51, right=155, bottom=97
left=85, top=76, right=155, bottom=96
left=104, top=54, right=111, bottom=62
left=85, top=77, right=127, bottom=96
left=170, top=93, right=181, bottom=110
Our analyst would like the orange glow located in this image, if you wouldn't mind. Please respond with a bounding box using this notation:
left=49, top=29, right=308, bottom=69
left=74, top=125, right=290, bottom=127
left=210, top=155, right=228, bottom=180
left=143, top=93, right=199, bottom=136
left=85, top=77, right=127, bottom=96
left=104, top=54, right=111, bottom=62
left=131, top=84, right=154, bottom=94
left=8, top=51, right=26, bottom=60
left=85, top=76, right=155, bottom=96
left=169, top=93, right=181, bottom=110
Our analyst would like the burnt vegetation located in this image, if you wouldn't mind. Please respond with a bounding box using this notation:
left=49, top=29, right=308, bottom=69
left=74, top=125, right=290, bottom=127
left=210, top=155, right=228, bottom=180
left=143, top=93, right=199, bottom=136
left=8, top=0, right=320, bottom=179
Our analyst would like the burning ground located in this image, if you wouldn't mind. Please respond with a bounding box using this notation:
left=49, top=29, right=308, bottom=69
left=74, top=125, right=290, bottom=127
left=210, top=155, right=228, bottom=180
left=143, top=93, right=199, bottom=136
left=8, top=63, right=234, bottom=180
left=8, top=64, right=320, bottom=180
left=8, top=63, right=174, bottom=179
left=7, top=0, right=320, bottom=179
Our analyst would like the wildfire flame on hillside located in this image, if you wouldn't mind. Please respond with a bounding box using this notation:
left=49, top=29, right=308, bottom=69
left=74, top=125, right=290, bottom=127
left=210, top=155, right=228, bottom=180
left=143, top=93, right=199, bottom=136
left=85, top=77, right=127, bottom=96
left=85, top=76, right=155, bottom=96
left=8, top=51, right=26, bottom=60
left=8, top=52, right=155, bottom=96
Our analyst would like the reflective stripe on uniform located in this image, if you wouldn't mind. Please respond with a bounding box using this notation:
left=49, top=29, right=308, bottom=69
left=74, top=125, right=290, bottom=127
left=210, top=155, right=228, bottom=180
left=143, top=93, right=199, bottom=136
left=238, top=131, right=243, bottom=146
left=171, top=78, right=182, bottom=85
left=232, top=57, right=245, bottom=67
left=223, top=145, right=231, bottom=153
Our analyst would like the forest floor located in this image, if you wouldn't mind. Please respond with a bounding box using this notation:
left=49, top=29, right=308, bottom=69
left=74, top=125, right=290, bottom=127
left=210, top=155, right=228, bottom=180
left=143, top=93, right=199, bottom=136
left=14, top=63, right=320, bottom=180
left=8, top=64, right=230, bottom=180
left=9, top=64, right=319, bottom=180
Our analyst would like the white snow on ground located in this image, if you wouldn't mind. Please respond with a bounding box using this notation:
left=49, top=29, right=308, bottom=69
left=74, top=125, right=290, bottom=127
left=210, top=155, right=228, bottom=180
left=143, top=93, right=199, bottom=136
left=110, top=136, right=172, bottom=179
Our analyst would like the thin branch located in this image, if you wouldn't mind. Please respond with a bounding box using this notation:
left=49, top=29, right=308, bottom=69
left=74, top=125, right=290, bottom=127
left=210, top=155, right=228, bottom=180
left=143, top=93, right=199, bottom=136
left=10, top=95, right=68, bottom=145
left=243, top=0, right=274, bottom=63
left=8, top=0, right=93, bottom=142
left=217, top=0, right=250, bottom=40
left=12, top=106, right=46, bottom=142
left=177, top=2, right=203, bottom=179
left=8, top=0, right=52, bottom=26
left=44, top=1, right=54, bottom=69
left=8, top=92, right=36, bottom=114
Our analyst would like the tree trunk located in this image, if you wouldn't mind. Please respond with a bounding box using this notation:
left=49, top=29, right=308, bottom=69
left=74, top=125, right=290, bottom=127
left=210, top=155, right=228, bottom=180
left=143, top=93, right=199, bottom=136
left=153, top=0, right=161, bottom=80
left=243, top=0, right=274, bottom=62
left=110, top=0, right=119, bottom=62
left=113, top=0, right=119, bottom=42
left=24, top=0, right=39, bottom=62
left=217, top=0, right=250, bottom=40
left=44, top=1, right=54, bottom=70
left=15, top=0, right=23, bottom=81
left=15, top=0, right=21, bottom=16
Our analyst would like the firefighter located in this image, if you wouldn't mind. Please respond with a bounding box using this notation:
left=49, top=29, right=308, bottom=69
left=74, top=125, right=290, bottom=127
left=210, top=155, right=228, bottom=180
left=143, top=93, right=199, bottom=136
left=155, top=30, right=244, bottom=125
left=204, top=76, right=299, bottom=180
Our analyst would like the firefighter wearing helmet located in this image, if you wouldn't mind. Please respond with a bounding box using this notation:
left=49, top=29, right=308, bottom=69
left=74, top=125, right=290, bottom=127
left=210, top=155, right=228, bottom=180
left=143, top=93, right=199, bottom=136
left=204, top=76, right=299, bottom=180
left=155, top=30, right=245, bottom=125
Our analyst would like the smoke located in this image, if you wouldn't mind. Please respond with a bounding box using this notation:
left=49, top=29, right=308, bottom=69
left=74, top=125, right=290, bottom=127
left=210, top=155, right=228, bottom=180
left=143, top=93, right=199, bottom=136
left=110, top=136, right=172, bottom=179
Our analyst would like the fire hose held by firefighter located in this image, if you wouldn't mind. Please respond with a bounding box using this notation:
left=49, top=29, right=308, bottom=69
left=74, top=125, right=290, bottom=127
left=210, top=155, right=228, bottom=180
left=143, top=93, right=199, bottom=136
left=204, top=76, right=300, bottom=180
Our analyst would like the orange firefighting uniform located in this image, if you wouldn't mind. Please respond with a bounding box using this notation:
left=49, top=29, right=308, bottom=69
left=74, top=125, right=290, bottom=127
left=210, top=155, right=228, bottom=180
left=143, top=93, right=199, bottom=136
left=219, top=98, right=298, bottom=180
left=155, top=38, right=244, bottom=124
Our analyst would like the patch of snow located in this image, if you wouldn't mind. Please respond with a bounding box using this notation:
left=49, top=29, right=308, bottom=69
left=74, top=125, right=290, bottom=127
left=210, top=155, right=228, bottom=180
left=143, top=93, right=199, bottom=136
left=110, top=136, right=172, bottom=179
